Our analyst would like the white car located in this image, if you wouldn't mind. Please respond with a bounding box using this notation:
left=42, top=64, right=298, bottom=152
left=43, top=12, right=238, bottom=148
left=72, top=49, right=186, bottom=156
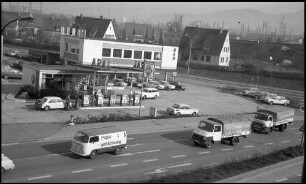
left=36, top=96, right=69, bottom=111
left=167, top=103, right=199, bottom=116
left=141, top=88, right=160, bottom=99
left=149, top=80, right=165, bottom=90
left=264, top=96, right=290, bottom=106
left=2, top=154, right=15, bottom=173
left=159, top=80, right=175, bottom=90
left=260, top=93, right=278, bottom=102
left=243, top=87, right=259, bottom=96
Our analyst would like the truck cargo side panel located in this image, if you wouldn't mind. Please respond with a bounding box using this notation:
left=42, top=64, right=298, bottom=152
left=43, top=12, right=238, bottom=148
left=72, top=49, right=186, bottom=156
left=222, top=121, right=251, bottom=138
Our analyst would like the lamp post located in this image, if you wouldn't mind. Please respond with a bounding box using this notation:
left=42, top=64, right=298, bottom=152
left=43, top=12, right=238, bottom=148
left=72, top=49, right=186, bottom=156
left=185, top=33, right=197, bottom=75
left=1, top=15, right=34, bottom=63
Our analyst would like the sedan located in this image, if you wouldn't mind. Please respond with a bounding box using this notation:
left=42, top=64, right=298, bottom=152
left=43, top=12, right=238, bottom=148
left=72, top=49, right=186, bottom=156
left=169, top=81, right=186, bottom=91
left=1, top=68, right=22, bottom=79
left=1, top=154, right=15, bottom=173
left=167, top=103, right=199, bottom=116
left=159, top=80, right=175, bottom=90
left=264, top=96, right=290, bottom=106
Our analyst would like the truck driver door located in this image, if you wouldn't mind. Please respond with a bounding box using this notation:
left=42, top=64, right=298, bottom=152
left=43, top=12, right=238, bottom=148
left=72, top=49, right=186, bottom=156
left=213, top=125, right=222, bottom=141
left=89, top=136, right=100, bottom=151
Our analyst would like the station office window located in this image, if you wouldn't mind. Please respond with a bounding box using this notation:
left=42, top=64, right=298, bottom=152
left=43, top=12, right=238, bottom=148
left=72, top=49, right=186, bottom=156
left=201, top=55, right=205, bottom=61
left=124, top=50, right=132, bottom=58
left=206, top=56, right=211, bottom=62
left=153, top=52, right=161, bottom=60
left=192, top=54, right=198, bottom=60
left=134, top=50, right=142, bottom=59
left=144, top=51, right=152, bottom=60
left=113, top=49, right=122, bottom=58
left=102, top=48, right=111, bottom=57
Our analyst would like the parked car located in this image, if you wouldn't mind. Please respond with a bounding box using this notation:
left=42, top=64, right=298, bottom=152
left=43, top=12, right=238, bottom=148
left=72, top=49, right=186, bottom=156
left=169, top=81, right=186, bottom=91
left=264, top=96, right=290, bottom=106
left=243, top=87, right=259, bottom=96
left=250, top=91, right=269, bottom=100
left=133, top=79, right=144, bottom=88
left=167, top=103, right=199, bottom=116
left=114, top=78, right=128, bottom=87
left=1, top=154, right=15, bottom=173
left=158, top=80, right=175, bottom=90
left=141, top=88, right=160, bottom=99
left=149, top=80, right=165, bottom=90
left=36, top=96, right=71, bottom=111
left=1, top=68, right=22, bottom=79
left=260, top=93, right=278, bottom=102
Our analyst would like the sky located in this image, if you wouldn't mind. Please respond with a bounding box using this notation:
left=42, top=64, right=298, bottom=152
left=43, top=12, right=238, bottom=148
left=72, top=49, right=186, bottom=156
left=2, top=2, right=304, bottom=21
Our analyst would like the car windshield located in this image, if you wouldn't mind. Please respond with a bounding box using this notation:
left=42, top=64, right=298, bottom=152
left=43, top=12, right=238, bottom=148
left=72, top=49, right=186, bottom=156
left=198, top=121, right=214, bottom=132
left=254, top=113, right=268, bottom=121
left=74, top=132, right=89, bottom=143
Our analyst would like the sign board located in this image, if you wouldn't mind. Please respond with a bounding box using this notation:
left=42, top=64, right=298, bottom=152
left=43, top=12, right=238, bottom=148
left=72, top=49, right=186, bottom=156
left=61, top=27, right=86, bottom=38
left=143, top=63, right=155, bottom=78
left=173, top=71, right=177, bottom=77
left=150, top=107, right=157, bottom=117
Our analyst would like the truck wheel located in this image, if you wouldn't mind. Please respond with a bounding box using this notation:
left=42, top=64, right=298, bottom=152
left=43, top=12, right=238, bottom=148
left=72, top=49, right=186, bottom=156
left=44, top=106, right=50, bottom=111
left=206, top=141, right=212, bottom=148
left=284, top=124, right=288, bottom=129
left=142, top=96, right=146, bottom=100
left=231, top=137, right=239, bottom=146
left=193, top=141, right=199, bottom=145
left=89, top=150, right=97, bottom=159
left=3, top=75, right=8, bottom=80
left=269, top=101, right=273, bottom=105
left=154, top=95, right=157, bottom=99
left=284, top=102, right=288, bottom=106
left=192, top=112, right=197, bottom=116
left=114, top=148, right=121, bottom=155
left=1, top=167, right=5, bottom=173
left=176, top=112, right=180, bottom=116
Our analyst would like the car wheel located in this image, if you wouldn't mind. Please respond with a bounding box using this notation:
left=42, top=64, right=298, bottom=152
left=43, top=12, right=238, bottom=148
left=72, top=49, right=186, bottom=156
left=3, top=75, right=8, bottom=80
left=176, top=112, right=180, bottom=116
left=269, top=101, right=273, bottom=105
left=44, top=106, right=50, bottom=111
left=206, top=141, right=212, bottom=148
left=143, top=96, right=146, bottom=100
left=89, top=150, right=97, bottom=159
left=284, top=102, right=288, bottom=106
left=1, top=167, right=5, bottom=173
left=192, top=112, right=197, bottom=116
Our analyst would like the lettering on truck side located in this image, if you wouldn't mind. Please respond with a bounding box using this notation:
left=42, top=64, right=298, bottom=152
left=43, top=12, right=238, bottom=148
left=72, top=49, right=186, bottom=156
left=101, top=140, right=122, bottom=147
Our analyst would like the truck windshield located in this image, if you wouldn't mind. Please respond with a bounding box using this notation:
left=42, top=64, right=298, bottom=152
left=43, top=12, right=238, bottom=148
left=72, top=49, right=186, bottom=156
left=74, top=132, right=89, bottom=143
left=198, top=121, right=214, bottom=132
left=254, top=113, right=268, bottom=121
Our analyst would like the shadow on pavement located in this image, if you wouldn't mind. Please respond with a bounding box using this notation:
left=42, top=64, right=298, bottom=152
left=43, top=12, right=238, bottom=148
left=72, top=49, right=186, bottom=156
left=160, top=130, right=195, bottom=147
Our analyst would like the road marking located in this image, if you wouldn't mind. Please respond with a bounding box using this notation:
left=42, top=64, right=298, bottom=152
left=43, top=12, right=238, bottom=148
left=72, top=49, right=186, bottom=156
left=297, top=173, right=301, bottom=177
left=110, top=163, right=128, bottom=167
left=221, top=148, right=234, bottom=151
left=143, top=159, right=159, bottom=162
left=128, top=143, right=144, bottom=147
left=144, top=163, right=192, bottom=175
left=2, top=143, right=19, bottom=146
left=72, top=169, right=92, bottom=173
left=243, top=145, right=254, bottom=148
left=298, top=139, right=302, bottom=141
left=281, top=140, right=291, bottom=143
left=264, top=143, right=274, bottom=145
left=28, top=175, right=52, bottom=180
left=115, top=149, right=160, bottom=157
left=275, top=178, right=288, bottom=182
left=295, top=132, right=302, bottom=134
left=127, top=138, right=134, bottom=140
left=169, top=138, right=190, bottom=142
left=172, top=155, right=186, bottom=158
left=289, top=128, right=299, bottom=129
left=198, top=151, right=211, bottom=155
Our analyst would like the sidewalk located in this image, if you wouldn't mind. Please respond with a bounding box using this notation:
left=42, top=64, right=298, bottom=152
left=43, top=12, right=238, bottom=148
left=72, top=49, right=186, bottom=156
left=215, top=156, right=304, bottom=183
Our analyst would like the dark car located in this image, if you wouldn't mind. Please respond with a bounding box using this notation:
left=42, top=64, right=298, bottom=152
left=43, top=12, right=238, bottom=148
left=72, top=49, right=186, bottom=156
left=1, top=68, right=22, bottom=79
left=169, top=81, right=186, bottom=91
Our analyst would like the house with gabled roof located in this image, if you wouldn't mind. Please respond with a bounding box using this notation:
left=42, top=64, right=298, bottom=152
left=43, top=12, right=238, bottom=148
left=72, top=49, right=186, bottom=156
left=179, top=27, right=230, bottom=67
left=72, top=14, right=116, bottom=40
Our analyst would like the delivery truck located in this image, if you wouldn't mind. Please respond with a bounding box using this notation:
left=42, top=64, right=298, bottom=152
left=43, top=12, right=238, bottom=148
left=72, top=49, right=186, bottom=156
left=70, top=127, right=127, bottom=159
left=191, top=115, right=252, bottom=148
left=251, top=106, right=294, bottom=134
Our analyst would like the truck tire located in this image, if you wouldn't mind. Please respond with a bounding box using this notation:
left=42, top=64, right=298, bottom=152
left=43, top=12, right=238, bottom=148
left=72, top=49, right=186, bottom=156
left=265, top=127, right=272, bottom=134
left=206, top=141, right=212, bottom=148
left=193, top=141, right=199, bottom=145
left=154, top=95, right=157, bottom=99
left=89, top=150, right=97, bottom=159
left=1, top=167, right=5, bottom=173
left=176, top=112, right=181, bottom=116
left=114, top=148, right=121, bottom=155
left=231, top=137, right=239, bottom=146
left=192, top=112, right=197, bottom=116
left=284, top=123, right=288, bottom=129
left=269, top=101, right=273, bottom=105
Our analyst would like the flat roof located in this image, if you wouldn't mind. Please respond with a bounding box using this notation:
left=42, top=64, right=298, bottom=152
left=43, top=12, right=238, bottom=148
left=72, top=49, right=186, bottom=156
left=23, top=63, right=143, bottom=74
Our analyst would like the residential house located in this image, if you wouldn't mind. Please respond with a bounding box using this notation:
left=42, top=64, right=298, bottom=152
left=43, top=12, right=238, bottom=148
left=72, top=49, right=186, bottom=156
left=72, top=14, right=116, bottom=40
left=179, top=27, right=230, bottom=67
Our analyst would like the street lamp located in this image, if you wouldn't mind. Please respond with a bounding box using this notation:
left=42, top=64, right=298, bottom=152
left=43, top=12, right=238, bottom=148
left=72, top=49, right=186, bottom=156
left=1, top=14, right=34, bottom=62
left=185, top=33, right=198, bottom=75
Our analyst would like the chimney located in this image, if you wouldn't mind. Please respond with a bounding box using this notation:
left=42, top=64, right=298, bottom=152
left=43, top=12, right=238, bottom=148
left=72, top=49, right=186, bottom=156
left=80, top=14, right=83, bottom=20
left=100, top=16, right=103, bottom=19
left=220, top=29, right=223, bottom=34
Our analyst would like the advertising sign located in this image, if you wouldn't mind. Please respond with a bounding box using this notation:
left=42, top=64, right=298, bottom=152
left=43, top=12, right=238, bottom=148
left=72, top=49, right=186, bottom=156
left=143, top=62, right=155, bottom=78
left=61, top=27, right=86, bottom=38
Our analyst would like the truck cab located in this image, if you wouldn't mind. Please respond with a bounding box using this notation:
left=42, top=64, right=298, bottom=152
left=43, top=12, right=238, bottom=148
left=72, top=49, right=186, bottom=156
left=252, top=112, right=274, bottom=133
left=192, top=120, right=222, bottom=148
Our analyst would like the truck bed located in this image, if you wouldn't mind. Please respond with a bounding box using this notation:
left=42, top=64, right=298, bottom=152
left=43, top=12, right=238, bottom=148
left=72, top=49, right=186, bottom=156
left=258, top=107, right=295, bottom=121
